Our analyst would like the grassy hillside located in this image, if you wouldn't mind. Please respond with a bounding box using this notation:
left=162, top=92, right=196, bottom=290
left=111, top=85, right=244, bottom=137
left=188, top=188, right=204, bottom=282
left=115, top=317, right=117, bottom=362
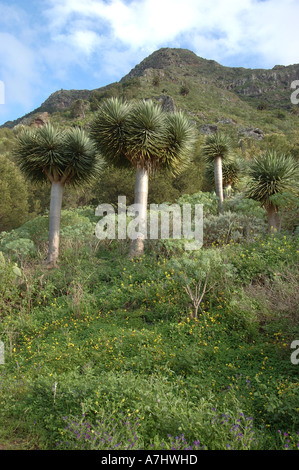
left=0, top=197, right=298, bottom=450
left=0, top=48, right=298, bottom=451
left=2, top=48, right=299, bottom=139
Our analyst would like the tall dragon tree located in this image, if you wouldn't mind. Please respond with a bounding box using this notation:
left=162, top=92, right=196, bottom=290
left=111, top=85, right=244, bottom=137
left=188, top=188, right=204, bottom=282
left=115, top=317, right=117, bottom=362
left=246, top=150, right=299, bottom=232
left=90, top=97, right=196, bottom=257
left=204, top=156, right=241, bottom=199
left=202, top=132, right=233, bottom=213
left=14, top=124, right=102, bottom=266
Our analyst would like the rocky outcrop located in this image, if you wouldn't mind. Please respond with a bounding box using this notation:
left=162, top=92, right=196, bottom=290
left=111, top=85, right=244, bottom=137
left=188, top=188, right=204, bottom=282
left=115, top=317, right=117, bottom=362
left=199, top=124, right=218, bottom=135
left=158, top=94, right=176, bottom=112
left=238, top=127, right=264, bottom=140
left=30, top=112, right=50, bottom=127
left=1, top=47, right=299, bottom=129
left=41, top=89, right=92, bottom=113
left=217, top=117, right=237, bottom=125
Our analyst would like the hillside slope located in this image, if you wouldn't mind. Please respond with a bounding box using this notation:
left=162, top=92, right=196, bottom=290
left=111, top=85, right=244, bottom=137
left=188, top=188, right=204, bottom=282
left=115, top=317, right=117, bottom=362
left=122, top=47, right=299, bottom=110
left=2, top=48, right=299, bottom=135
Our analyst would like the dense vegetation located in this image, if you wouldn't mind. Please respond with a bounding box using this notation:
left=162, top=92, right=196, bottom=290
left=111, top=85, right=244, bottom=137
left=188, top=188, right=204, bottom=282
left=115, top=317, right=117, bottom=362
left=0, top=195, right=298, bottom=450
left=0, top=49, right=299, bottom=450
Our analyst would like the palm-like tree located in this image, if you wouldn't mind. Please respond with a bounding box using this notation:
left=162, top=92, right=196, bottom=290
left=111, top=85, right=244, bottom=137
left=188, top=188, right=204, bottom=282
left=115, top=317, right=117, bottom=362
left=14, top=124, right=102, bottom=266
left=90, top=97, right=196, bottom=257
left=204, top=157, right=241, bottom=199
left=246, top=150, right=299, bottom=232
left=202, top=132, right=233, bottom=212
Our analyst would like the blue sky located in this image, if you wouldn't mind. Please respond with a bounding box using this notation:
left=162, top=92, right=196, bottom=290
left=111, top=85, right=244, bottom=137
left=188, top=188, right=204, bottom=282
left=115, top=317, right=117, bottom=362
left=0, top=0, right=298, bottom=125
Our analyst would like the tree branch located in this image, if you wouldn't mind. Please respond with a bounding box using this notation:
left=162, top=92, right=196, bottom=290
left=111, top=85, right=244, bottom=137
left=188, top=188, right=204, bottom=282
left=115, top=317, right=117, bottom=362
left=61, top=167, right=72, bottom=185
left=43, top=168, right=54, bottom=183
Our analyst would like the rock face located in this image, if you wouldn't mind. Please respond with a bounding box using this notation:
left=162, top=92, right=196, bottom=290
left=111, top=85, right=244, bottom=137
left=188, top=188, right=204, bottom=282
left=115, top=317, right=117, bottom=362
left=1, top=47, right=299, bottom=129
left=17, top=112, right=50, bottom=128
left=217, top=117, right=236, bottom=125
left=158, top=94, right=176, bottom=112
left=1, top=86, right=111, bottom=128
left=122, top=47, right=299, bottom=109
left=238, top=127, right=264, bottom=140
left=200, top=124, right=218, bottom=135
left=41, top=89, right=92, bottom=113
left=121, top=48, right=205, bottom=82
left=31, top=112, right=50, bottom=127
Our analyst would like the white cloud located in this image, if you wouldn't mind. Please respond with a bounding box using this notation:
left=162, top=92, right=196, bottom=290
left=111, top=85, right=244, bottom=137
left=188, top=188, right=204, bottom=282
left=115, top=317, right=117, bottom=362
left=0, top=0, right=298, bottom=123
left=103, top=0, right=199, bottom=45
left=0, top=32, right=39, bottom=107
left=54, top=29, right=103, bottom=56
left=43, top=0, right=299, bottom=68
left=241, top=0, right=299, bottom=66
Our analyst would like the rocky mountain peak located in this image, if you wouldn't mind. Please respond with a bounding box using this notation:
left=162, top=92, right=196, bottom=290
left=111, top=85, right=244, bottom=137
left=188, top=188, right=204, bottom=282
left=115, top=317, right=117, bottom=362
left=121, top=47, right=221, bottom=82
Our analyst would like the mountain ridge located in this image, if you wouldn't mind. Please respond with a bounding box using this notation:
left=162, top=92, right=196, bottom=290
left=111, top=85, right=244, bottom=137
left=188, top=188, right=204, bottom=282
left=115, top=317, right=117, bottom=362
left=123, top=48, right=299, bottom=108
left=1, top=47, right=299, bottom=129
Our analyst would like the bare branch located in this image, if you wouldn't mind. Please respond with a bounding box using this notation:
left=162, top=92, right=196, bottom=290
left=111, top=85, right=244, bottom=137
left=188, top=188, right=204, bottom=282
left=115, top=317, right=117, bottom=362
left=183, top=273, right=212, bottom=319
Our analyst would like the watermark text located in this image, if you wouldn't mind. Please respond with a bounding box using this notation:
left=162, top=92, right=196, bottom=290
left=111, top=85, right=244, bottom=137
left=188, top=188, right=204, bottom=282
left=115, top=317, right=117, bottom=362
left=0, top=341, right=4, bottom=364
left=291, top=340, right=299, bottom=365
left=95, top=196, right=203, bottom=251
left=291, top=80, right=299, bottom=105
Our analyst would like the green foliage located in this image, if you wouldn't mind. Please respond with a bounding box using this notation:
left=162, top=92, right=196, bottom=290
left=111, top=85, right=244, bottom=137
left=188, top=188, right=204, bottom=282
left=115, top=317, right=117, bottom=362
left=0, top=256, right=24, bottom=320
left=57, top=410, right=143, bottom=450
left=0, top=197, right=298, bottom=451
left=1, top=52, right=299, bottom=450
left=202, top=132, right=233, bottom=164
left=90, top=97, right=196, bottom=174
left=223, top=233, right=299, bottom=285
left=89, top=164, right=203, bottom=208
left=90, top=166, right=136, bottom=206
left=14, top=124, right=63, bottom=184
left=178, top=191, right=219, bottom=216
left=269, top=191, right=299, bottom=232
left=89, top=98, right=132, bottom=168
left=194, top=193, right=268, bottom=247
left=0, top=209, right=97, bottom=262
left=0, top=154, right=29, bottom=231
left=0, top=128, right=15, bottom=153
left=204, top=157, right=242, bottom=189
left=1, top=238, right=37, bottom=258
left=61, top=127, right=103, bottom=186
left=70, top=99, right=90, bottom=119
left=203, top=211, right=266, bottom=247
left=124, top=98, right=167, bottom=168
left=179, top=84, right=190, bottom=96
left=257, top=101, right=268, bottom=111
left=0, top=216, right=48, bottom=251
left=223, top=193, right=266, bottom=218
left=0, top=238, right=298, bottom=450
left=246, top=150, right=299, bottom=208
left=152, top=75, right=161, bottom=87
left=13, top=124, right=103, bottom=186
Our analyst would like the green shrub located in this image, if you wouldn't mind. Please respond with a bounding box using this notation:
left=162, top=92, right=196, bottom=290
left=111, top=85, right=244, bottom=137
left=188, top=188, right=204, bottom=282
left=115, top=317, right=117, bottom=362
left=1, top=238, right=37, bottom=259
left=203, top=211, right=266, bottom=247
left=0, top=154, right=29, bottom=231
left=223, top=233, right=298, bottom=285
left=0, top=203, right=298, bottom=451
left=178, top=191, right=218, bottom=216
left=0, top=257, right=22, bottom=319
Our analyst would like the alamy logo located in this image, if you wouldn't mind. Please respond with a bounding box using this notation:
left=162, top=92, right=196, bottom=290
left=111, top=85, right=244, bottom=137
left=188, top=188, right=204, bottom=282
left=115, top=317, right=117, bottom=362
left=290, top=340, right=299, bottom=365
left=0, top=81, right=4, bottom=105
left=291, top=80, right=299, bottom=105
left=95, top=196, right=203, bottom=251
left=0, top=341, right=4, bottom=364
